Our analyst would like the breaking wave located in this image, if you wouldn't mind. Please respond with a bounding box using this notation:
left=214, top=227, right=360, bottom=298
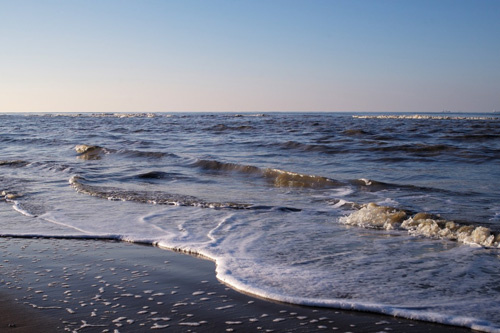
left=74, top=144, right=441, bottom=193
left=69, top=167, right=492, bottom=247
left=68, top=175, right=300, bottom=212
left=194, top=159, right=462, bottom=195
left=340, top=202, right=500, bottom=248
left=69, top=175, right=246, bottom=208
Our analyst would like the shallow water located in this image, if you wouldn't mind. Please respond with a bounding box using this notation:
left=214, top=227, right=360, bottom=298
left=1, top=112, right=500, bottom=331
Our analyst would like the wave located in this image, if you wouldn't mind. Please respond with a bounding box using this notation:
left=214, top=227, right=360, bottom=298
left=194, top=159, right=464, bottom=196
left=10, top=144, right=470, bottom=206
left=70, top=175, right=225, bottom=207
left=340, top=202, right=500, bottom=248
left=73, top=144, right=464, bottom=196
left=68, top=175, right=300, bottom=212
left=194, top=159, right=342, bottom=188
left=72, top=143, right=472, bottom=195
left=267, top=168, right=342, bottom=188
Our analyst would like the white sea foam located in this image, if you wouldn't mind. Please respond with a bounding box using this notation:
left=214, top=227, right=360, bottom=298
left=340, top=203, right=500, bottom=248
left=11, top=201, right=37, bottom=218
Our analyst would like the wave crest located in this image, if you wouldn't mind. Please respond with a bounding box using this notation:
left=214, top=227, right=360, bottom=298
left=264, top=168, right=341, bottom=188
left=195, top=159, right=341, bottom=188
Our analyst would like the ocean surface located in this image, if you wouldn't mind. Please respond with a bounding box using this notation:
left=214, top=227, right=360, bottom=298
left=1, top=112, right=500, bottom=331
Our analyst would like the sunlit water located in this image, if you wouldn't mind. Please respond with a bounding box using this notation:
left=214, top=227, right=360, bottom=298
left=1, top=112, right=500, bottom=331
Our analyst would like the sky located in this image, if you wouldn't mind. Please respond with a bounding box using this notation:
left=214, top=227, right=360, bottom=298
left=1, top=0, right=499, bottom=113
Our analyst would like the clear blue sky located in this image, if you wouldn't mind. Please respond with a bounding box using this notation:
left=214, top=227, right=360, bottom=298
left=1, top=0, right=499, bottom=112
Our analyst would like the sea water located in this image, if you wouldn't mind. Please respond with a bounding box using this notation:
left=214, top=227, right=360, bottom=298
left=1, top=112, right=500, bottom=331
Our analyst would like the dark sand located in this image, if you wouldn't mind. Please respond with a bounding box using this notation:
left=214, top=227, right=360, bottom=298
left=0, top=237, right=473, bottom=332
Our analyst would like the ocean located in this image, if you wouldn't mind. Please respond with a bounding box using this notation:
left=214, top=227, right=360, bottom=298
left=1, top=112, right=499, bottom=331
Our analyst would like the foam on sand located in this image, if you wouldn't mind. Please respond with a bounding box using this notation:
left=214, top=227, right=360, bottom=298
left=2, top=237, right=467, bottom=333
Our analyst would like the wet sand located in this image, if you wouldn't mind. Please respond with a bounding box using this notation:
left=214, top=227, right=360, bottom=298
left=0, top=237, right=472, bottom=332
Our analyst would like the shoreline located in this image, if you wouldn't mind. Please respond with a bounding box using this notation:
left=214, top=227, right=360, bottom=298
left=1, top=237, right=473, bottom=332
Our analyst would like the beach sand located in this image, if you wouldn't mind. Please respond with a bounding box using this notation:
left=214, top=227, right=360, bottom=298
left=0, top=237, right=472, bottom=332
